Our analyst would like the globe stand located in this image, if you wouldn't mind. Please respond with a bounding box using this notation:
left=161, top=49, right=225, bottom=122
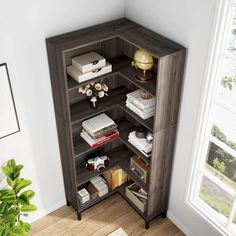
left=135, top=70, right=152, bottom=83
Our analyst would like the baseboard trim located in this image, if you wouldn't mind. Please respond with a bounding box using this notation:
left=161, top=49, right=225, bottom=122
left=167, top=210, right=194, bottom=236
left=29, top=199, right=66, bottom=223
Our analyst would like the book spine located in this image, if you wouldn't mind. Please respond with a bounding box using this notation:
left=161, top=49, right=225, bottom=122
left=83, top=128, right=117, bottom=140
left=92, top=132, right=120, bottom=148
left=103, top=170, right=112, bottom=190
left=117, top=168, right=123, bottom=186
left=83, top=123, right=117, bottom=137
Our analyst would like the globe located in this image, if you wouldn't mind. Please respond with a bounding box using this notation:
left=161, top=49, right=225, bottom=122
left=132, top=49, right=154, bottom=82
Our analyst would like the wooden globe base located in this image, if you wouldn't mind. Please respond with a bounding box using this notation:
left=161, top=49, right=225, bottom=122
left=135, top=70, right=152, bottom=83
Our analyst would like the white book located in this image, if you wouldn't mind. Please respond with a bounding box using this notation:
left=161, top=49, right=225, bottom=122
left=128, top=137, right=152, bottom=154
left=127, top=89, right=155, bottom=110
left=127, top=97, right=155, bottom=111
left=128, top=138, right=151, bottom=157
left=126, top=101, right=154, bottom=114
left=80, top=131, right=105, bottom=146
left=129, top=137, right=152, bottom=153
left=128, top=131, right=152, bottom=152
left=80, top=132, right=95, bottom=146
left=82, top=113, right=114, bottom=134
left=126, top=102, right=154, bottom=119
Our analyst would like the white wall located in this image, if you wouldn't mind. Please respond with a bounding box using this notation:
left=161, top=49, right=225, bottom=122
left=126, top=0, right=222, bottom=235
left=0, top=0, right=125, bottom=222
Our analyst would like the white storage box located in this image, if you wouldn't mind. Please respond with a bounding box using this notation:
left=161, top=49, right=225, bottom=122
left=78, top=188, right=90, bottom=204
left=72, top=51, right=106, bottom=73
left=67, top=62, right=112, bottom=84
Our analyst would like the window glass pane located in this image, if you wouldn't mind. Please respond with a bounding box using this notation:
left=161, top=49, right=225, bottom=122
left=211, top=106, right=236, bottom=148
left=227, top=8, right=236, bottom=56
left=218, top=55, right=236, bottom=108
left=221, top=56, right=236, bottom=77
left=234, top=209, right=236, bottom=224
left=199, top=175, right=234, bottom=220
left=205, top=142, right=236, bottom=191
left=220, top=6, right=236, bottom=104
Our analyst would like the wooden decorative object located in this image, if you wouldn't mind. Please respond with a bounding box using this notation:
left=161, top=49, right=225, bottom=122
left=46, top=18, right=186, bottom=229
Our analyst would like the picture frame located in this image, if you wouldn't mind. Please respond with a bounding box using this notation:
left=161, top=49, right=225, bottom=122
left=0, top=63, right=20, bottom=139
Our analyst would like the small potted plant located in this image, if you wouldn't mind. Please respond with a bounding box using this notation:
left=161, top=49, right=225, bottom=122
left=79, top=80, right=108, bottom=109
left=0, top=159, right=37, bottom=236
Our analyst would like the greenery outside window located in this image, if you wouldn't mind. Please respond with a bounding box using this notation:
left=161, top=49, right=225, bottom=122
left=188, top=1, right=236, bottom=235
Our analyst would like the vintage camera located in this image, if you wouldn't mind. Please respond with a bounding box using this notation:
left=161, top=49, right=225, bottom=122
left=86, top=155, right=110, bottom=172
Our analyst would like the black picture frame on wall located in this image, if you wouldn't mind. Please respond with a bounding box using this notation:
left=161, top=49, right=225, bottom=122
left=0, top=63, right=20, bottom=139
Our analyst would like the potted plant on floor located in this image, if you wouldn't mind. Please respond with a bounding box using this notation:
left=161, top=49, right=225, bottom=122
left=0, top=159, right=37, bottom=236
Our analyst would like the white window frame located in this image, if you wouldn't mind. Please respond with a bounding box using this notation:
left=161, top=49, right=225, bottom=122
left=186, top=0, right=236, bottom=235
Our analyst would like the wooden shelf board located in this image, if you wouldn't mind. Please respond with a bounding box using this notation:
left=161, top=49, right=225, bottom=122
left=79, top=188, right=117, bottom=212
left=79, top=180, right=132, bottom=213
left=117, top=119, right=151, bottom=164
left=76, top=146, right=132, bottom=186
left=73, top=133, right=119, bottom=158
left=78, top=178, right=149, bottom=220
left=70, top=86, right=129, bottom=125
left=118, top=102, right=154, bottom=132
left=73, top=118, right=151, bottom=164
left=67, top=55, right=157, bottom=98
left=119, top=67, right=156, bottom=96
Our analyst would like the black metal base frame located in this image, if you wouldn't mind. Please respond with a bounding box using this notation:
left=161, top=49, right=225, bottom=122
left=67, top=192, right=167, bottom=229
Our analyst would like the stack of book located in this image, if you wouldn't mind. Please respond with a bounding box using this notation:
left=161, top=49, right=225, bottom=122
left=80, top=113, right=119, bottom=147
left=103, top=166, right=128, bottom=190
left=126, top=89, right=155, bottom=119
left=128, top=131, right=152, bottom=157
left=89, top=176, right=108, bottom=197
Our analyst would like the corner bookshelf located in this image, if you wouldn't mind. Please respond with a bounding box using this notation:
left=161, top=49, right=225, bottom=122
left=46, top=18, right=186, bottom=229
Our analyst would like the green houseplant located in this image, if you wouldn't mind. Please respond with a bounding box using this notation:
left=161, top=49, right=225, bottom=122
left=0, top=159, right=37, bottom=236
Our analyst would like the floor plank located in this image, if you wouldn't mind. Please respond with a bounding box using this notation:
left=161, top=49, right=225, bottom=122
left=31, top=194, right=185, bottom=236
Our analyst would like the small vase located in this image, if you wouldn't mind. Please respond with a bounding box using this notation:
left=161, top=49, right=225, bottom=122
left=90, top=100, right=98, bottom=109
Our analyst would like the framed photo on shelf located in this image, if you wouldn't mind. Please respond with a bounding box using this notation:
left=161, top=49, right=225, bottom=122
left=0, top=63, right=20, bottom=139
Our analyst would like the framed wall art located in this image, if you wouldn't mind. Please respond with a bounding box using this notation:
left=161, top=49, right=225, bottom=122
left=0, top=63, right=20, bottom=139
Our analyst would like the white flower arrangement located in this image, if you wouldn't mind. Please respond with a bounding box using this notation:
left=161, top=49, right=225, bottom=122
left=78, top=80, right=109, bottom=108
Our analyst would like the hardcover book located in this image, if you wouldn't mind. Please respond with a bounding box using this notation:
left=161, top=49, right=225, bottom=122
left=127, top=89, right=155, bottom=110
left=128, top=131, right=152, bottom=153
left=80, top=131, right=119, bottom=147
left=126, top=101, right=154, bottom=119
left=82, top=113, right=115, bottom=134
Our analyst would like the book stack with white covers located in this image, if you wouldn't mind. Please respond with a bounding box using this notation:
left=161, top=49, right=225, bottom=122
left=128, top=131, right=152, bottom=157
left=81, top=113, right=119, bottom=147
left=67, top=51, right=112, bottom=83
left=90, top=176, right=108, bottom=197
left=126, top=89, right=155, bottom=119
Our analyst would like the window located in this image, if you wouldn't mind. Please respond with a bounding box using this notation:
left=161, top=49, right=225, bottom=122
left=187, top=1, right=236, bottom=235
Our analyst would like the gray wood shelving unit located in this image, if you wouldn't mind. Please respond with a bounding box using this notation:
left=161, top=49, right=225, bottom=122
left=46, top=18, right=186, bottom=229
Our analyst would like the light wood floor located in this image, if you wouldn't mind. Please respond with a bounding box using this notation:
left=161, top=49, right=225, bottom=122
left=31, top=194, right=184, bottom=236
